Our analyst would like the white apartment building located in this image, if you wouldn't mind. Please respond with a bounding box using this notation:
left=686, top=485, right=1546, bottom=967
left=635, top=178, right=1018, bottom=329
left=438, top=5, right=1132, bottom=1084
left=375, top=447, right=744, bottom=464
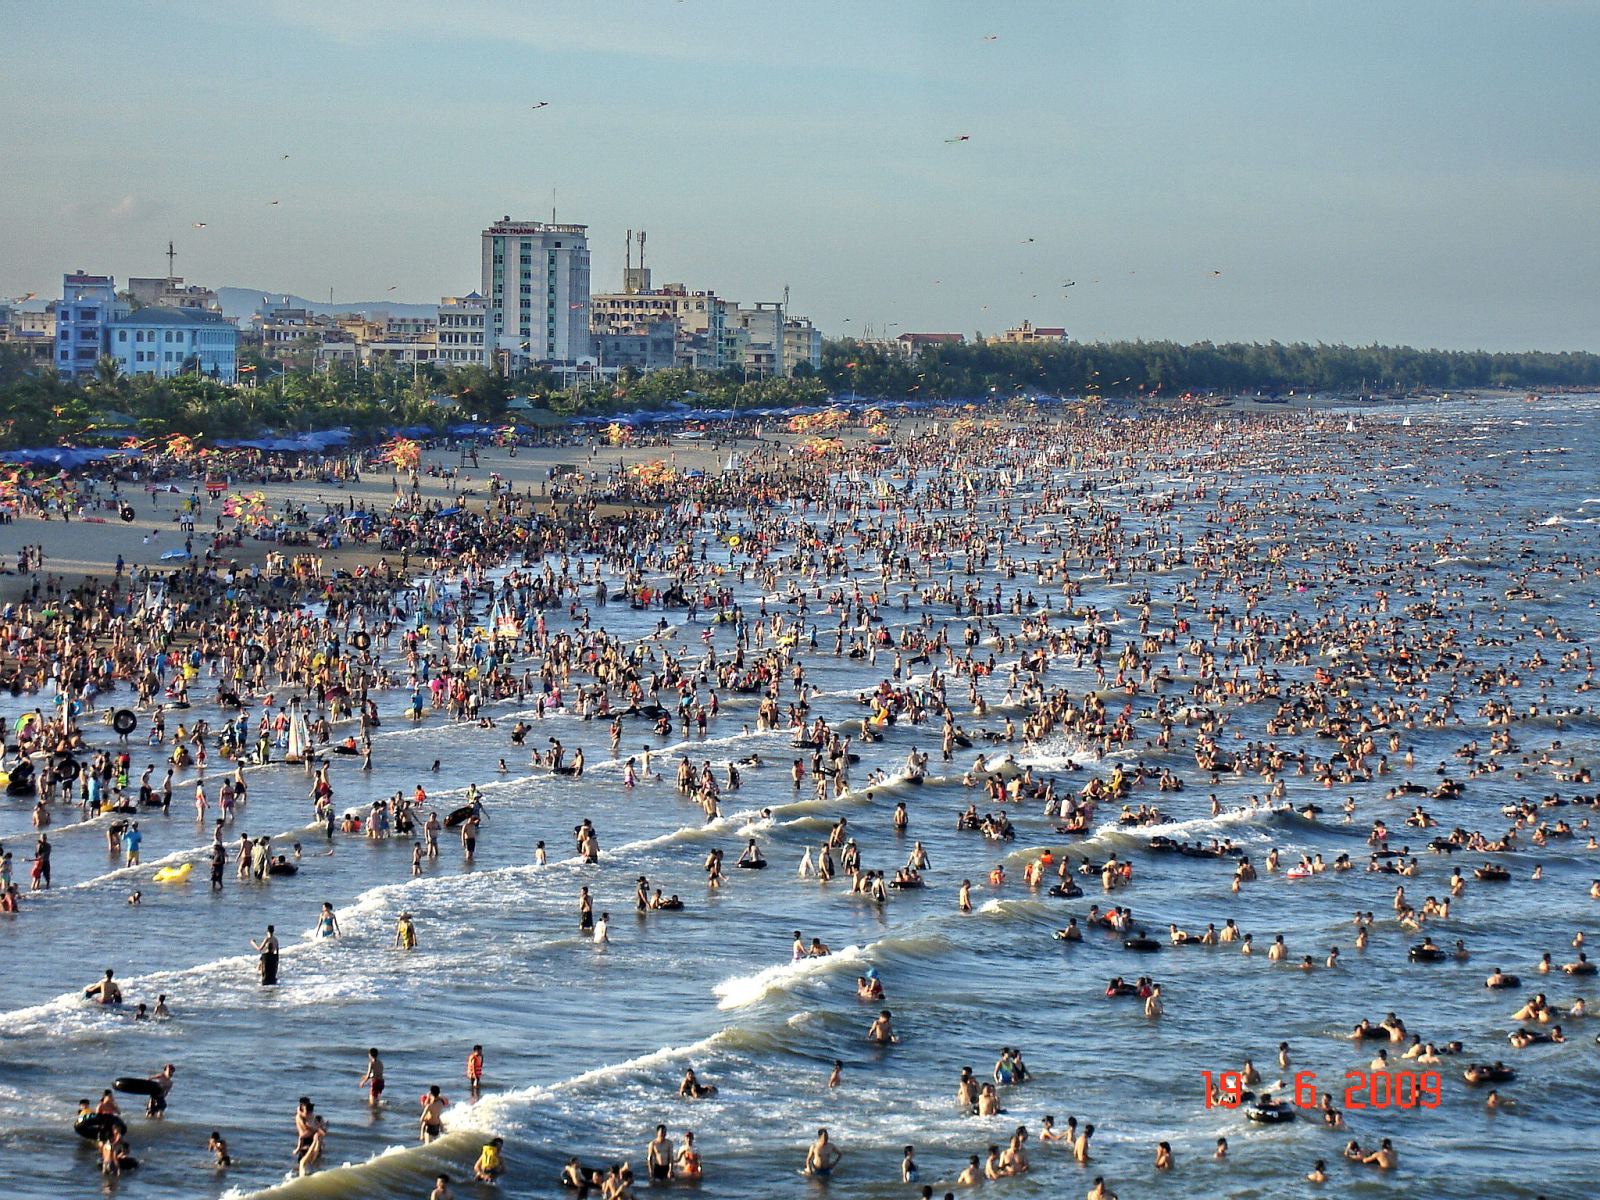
left=782, top=317, right=823, bottom=376
left=108, top=307, right=238, bottom=382
left=481, top=217, right=591, bottom=368
left=722, top=302, right=785, bottom=378
left=436, top=293, right=488, bottom=366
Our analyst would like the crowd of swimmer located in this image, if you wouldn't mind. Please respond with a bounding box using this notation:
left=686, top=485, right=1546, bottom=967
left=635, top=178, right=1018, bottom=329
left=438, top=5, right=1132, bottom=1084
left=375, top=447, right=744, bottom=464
left=5, top=405, right=1599, bottom=1196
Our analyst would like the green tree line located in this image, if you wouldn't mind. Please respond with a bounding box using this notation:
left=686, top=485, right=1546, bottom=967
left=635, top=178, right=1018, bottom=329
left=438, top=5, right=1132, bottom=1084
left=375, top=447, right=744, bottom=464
left=2, top=336, right=1597, bottom=449
left=818, top=339, right=1600, bottom=399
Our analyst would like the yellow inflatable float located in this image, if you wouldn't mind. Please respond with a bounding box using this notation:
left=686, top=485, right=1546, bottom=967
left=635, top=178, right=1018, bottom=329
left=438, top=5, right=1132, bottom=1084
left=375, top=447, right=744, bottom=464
left=153, top=863, right=193, bottom=884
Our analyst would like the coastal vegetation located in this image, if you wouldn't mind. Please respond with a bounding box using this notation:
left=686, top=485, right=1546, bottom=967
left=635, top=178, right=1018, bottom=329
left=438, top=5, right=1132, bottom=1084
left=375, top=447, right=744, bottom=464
left=2, top=337, right=1598, bottom=449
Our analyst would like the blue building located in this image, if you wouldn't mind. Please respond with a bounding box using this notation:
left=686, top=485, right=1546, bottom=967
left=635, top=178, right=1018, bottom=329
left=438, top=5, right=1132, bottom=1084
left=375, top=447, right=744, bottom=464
left=109, top=307, right=238, bottom=383
left=55, top=271, right=122, bottom=379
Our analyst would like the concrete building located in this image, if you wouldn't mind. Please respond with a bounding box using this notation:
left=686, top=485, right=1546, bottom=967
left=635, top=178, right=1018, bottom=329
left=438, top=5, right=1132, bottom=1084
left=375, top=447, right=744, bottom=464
left=436, top=293, right=488, bottom=367
left=254, top=304, right=334, bottom=358
left=895, top=332, right=964, bottom=360
left=592, top=284, right=727, bottom=369
left=992, top=321, right=1067, bottom=345
left=481, top=217, right=592, bottom=369
left=127, top=276, right=221, bottom=312
left=383, top=314, right=436, bottom=341
left=107, top=307, right=238, bottom=382
left=334, top=313, right=385, bottom=344
left=721, top=302, right=785, bottom=378
left=594, top=319, right=677, bottom=373
left=313, top=334, right=359, bottom=367
left=56, top=271, right=125, bottom=378
left=591, top=285, right=723, bottom=336
left=783, top=317, right=823, bottom=375
left=0, top=304, right=55, bottom=365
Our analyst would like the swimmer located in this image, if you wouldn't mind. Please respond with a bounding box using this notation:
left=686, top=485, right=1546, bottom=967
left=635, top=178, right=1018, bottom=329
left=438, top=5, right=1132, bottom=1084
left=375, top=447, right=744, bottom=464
left=801, top=1127, right=842, bottom=1178
left=867, top=1009, right=899, bottom=1044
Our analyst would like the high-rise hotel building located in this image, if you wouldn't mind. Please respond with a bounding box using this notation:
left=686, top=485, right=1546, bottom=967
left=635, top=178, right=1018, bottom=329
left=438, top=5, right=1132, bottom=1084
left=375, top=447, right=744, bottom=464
left=481, top=216, right=592, bottom=367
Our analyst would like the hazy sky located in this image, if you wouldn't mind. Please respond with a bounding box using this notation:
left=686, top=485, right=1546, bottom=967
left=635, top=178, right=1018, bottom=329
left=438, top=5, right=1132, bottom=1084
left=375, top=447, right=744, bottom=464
left=3, top=0, right=1597, bottom=350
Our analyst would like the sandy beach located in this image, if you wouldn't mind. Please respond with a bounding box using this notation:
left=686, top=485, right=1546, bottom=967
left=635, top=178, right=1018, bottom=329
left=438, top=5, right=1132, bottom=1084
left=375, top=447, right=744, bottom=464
left=0, top=432, right=745, bottom=603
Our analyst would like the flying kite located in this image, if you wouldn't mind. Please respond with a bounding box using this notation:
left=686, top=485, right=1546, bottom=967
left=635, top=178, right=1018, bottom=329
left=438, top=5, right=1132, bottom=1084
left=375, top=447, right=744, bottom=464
left=531, top=101, right=550, bottom=110
left=1061, top=281, right=1076, bottom=288
left=192, top=221, right=207, bottom=229
left=1020, top=237, right=1034, bottom=244
left=1209, top=269, right=1223, bottom=278
left=982, top=34, right=998, bottom=42
left=268, top=200, right=280, bottom=206
left=945, top=135, right=971, bottom=143
left=281, top=154, right=290, bottom=160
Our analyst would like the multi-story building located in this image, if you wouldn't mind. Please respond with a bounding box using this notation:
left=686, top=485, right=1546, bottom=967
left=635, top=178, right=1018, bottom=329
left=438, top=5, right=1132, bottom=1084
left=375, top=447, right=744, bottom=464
left=895, top=332, right=965, bottom=360
left=436, top=293, right=488, bottom=367
left=55, top=271, right=125, bottom=378
left=384, top=314, right=437, bottom=341
left=107, top=307, right=238, bottom=382
left=313, top=333, right=359, bottom=367
left=992, top=321, right=1067, bottom=345
left=335, top=313, right=385, bottom=344
left=481, top=217, right=592, bottom=369
left=590, top=286, right=721, bottom=336
left=127, top=276, right=221, bottom=312
left=591, top=284, right=726, bottom=368
left=255, top=304, right=334, bottom=359
left=721, top=302, right=785, bottom=377
left=782, top=317, right=823, bottom=376
left=359, top=337, right=437, bottom=367
left=594, top=319, right=677, bottom=373
left=0, top=303, right=56, bottom=365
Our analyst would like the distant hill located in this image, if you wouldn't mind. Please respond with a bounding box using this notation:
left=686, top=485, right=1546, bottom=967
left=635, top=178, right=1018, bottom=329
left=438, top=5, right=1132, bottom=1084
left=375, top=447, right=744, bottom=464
left=218, top=287, right=439, bottom=322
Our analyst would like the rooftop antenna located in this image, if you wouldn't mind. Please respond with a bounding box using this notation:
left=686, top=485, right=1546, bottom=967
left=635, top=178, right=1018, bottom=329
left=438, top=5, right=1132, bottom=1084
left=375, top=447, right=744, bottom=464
left=638, top=230, right=646, bottom=272
left=551, top=187, right=557, bottom=223
left=166, top=239, right=177, bottom=282
left=626, top=229, right=633, bottom=273
left=783, top=284, right=790, bottom=311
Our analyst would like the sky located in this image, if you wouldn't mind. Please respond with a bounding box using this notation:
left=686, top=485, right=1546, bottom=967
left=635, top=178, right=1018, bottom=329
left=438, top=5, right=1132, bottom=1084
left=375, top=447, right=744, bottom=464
left=2, top=0, right=1598, bottom=351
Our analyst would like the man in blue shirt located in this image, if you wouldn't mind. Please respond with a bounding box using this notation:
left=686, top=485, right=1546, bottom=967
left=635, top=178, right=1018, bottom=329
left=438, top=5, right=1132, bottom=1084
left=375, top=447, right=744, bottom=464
left=121, top=822, right=142, bottom=867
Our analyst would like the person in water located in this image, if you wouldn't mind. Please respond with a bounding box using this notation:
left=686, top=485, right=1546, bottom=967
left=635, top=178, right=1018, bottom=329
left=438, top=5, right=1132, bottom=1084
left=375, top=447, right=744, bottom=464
left=84, top=968, right=122, bottom=1005
left=418, top=1085, right=449, bottom=1143
left=252, top=925, right=279, bottom=986
left=802, top=1127, right=843, bottom=1178
left=473, top=1137, right=505, bottom=1182
left=360, top=1048, right=385, bottom=1107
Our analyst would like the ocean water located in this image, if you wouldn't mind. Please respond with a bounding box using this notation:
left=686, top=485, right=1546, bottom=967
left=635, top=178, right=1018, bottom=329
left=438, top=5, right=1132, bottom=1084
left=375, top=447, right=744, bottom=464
left=1, top=394, right=1598, bottom=1199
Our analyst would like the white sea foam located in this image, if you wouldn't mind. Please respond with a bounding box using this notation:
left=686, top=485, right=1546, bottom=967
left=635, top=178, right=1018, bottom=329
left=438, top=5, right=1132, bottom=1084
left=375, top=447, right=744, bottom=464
left=713, top=944, right=865, bottom=1010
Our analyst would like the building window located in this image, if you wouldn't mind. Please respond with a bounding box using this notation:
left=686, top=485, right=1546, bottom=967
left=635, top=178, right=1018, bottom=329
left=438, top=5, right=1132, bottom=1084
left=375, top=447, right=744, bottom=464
left=118, top=330, right=126, bottom=342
